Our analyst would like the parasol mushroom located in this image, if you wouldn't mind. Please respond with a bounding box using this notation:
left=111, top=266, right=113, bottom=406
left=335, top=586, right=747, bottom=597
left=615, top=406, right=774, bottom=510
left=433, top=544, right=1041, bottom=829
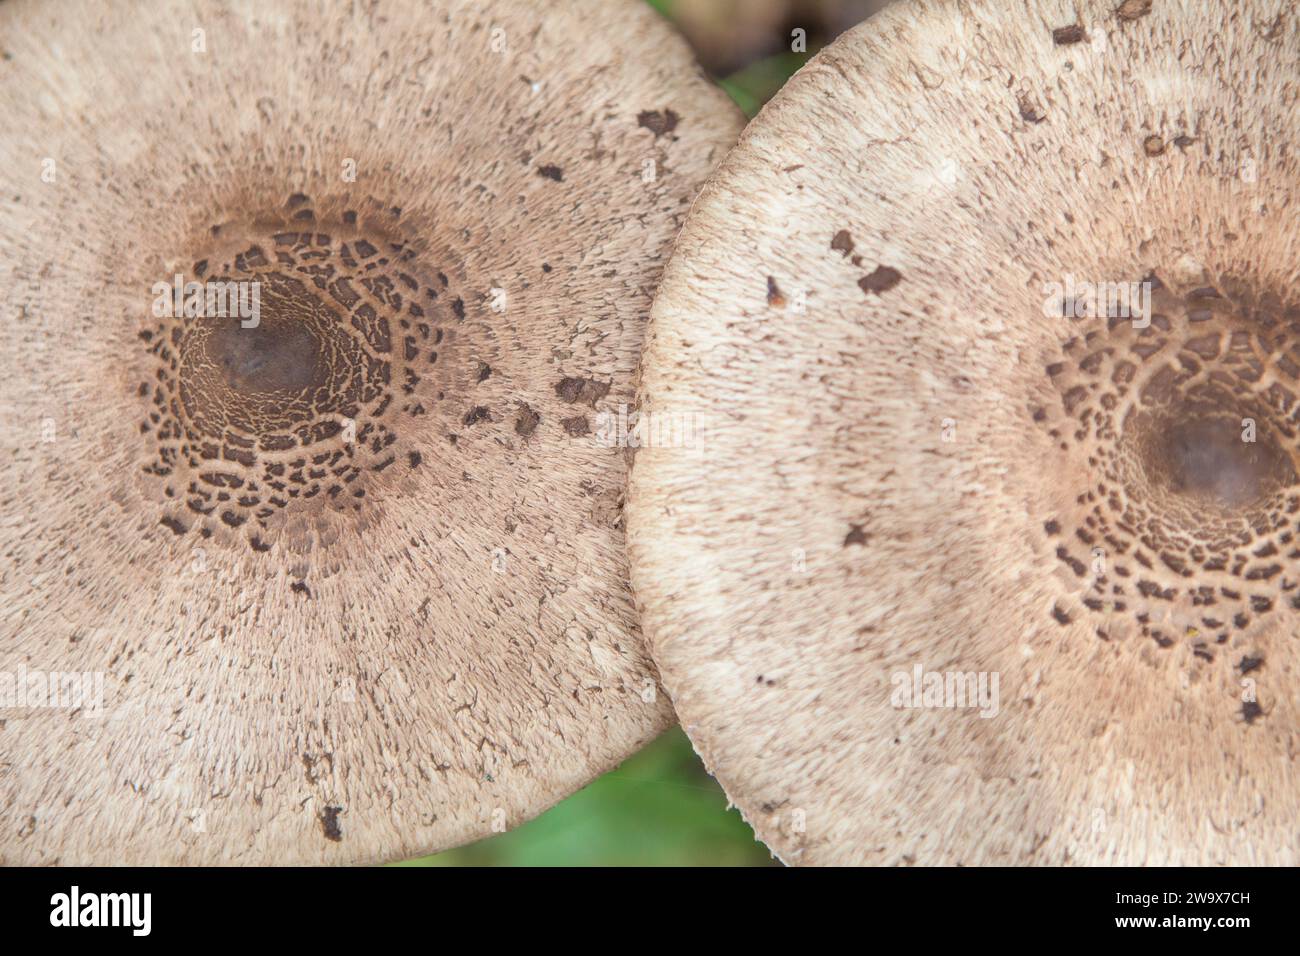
left=627, top=0, right=1300, bottom=864
left=0, top=0, right=742, bottom=863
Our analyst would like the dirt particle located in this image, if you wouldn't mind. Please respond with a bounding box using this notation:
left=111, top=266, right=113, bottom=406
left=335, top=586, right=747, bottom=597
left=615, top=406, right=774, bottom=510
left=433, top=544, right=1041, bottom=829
left=291, top=581, right=313, bottom=599
left=1143, top=134, right=1166, bottom=156
left=1052, top=24, right=1087, bottom=45
left=463, top=406, right=491, bottom=426
left=831, top=230, right=854, bottom=257
left=1017, top=91, right=1046, bottom=124
left=160, top=516, right=188, bottom=536
left=562, top=415, right=590, bottom=437
left=859, top=265, right=903, bottom=296
left=537, top=164, right=564, bottom=182
left=844, top=524, right=870, bottom=547
left=1051, top=604, right=1072, bottom=625
left=1241, top=700, right=1263, bottom=724
left=1116, top=0, right=1153, bottom=22
left=1239, top=655, right=1264, bottom=674
left=554, top=376, right=610, bottom=408
left=637, top=109, right=680, bottom=138
left=515, top=404, right=541, bottom=437
left=320, top=806, right=343, bottom=842
left=766, top=276, right=786, bottom=308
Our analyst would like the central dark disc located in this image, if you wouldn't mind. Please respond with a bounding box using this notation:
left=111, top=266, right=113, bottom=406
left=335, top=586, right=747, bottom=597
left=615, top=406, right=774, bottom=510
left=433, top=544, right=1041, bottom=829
left=139, top=193, right=467, bottom=547
left=177, top=272, right=369, bottom=437
left=198, top=271, right=335, bottom=402
left=1125, top=377, right=1300, bottom=523
left=1156, top=416, right=1287, bottom=508
left=208, top=314, right=324, bottom=396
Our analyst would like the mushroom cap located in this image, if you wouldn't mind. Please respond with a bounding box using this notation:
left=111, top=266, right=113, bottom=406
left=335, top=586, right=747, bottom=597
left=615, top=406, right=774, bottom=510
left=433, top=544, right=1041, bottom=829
left=0, top=0, right=741, bottom=864
left=628, top=0, right=1300, bottom=865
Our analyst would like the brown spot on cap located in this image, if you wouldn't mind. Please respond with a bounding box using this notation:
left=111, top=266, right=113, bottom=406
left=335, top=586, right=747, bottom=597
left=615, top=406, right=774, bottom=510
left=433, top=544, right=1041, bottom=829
left=555, top=376, right=611, bottom=408
left=1052, top=24, right=1087, bottom=45
left=637, top=108, right=680, bottom=138
left=320, top=806, right=343, bottom=842
left=766, top=276, right=786, bottom=308
left=1017, top=91, right=1046, bottom=124
left=859, top=265, right=902, bottom=296
left=1116, top=0, right=1154, bottom=22
left=463, top=405, right=491, bottom=426
left=515, top=403, right=541, bottom=437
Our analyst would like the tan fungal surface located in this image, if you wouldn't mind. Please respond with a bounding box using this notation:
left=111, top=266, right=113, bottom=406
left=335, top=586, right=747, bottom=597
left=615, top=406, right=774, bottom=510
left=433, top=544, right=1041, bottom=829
left=628, top=0, right=1300, bottom=864
left=0, top=0, right=742, bottom=863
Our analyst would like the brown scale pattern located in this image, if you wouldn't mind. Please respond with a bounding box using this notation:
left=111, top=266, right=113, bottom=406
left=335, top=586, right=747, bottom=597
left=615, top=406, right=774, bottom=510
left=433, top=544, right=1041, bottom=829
left=1034, top=271, right=1300, bottom=669
left=137, top=194, right=467, bottom=551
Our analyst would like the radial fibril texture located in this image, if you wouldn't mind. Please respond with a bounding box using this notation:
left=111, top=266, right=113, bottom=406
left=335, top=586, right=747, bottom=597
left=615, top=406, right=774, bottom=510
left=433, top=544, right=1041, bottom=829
left=143, top=194, right=469, bottom=547
left=628, top=0, right=1299, bottom=865
left=0, top=0, right=743, bottom=864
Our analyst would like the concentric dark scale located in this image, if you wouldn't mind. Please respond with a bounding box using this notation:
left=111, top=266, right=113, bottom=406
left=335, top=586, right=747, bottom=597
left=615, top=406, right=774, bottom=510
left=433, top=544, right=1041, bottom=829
left=138, top=194, right=472, bottom=552
left=1038, top=272, right=1300, bottom=663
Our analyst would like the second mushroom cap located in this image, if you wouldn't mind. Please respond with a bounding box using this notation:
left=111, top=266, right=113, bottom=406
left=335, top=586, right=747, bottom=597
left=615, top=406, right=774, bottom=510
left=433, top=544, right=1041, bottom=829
left=628, top=0, right=1300, bottom=865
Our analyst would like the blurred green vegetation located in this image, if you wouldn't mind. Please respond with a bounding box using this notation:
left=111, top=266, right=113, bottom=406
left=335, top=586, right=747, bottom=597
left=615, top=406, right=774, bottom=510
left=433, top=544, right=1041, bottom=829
left=715, top=51, right=810, bottom=117
left=648, top=0, right=813, bottom=117
left=398, top=728, right=776, bottom=866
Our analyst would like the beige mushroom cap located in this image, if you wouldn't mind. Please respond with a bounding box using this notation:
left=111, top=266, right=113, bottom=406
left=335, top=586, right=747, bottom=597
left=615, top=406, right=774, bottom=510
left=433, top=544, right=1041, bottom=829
left=628, top=0, right=1299, bottom=865
left=0, top=0, right=741, bottom=864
